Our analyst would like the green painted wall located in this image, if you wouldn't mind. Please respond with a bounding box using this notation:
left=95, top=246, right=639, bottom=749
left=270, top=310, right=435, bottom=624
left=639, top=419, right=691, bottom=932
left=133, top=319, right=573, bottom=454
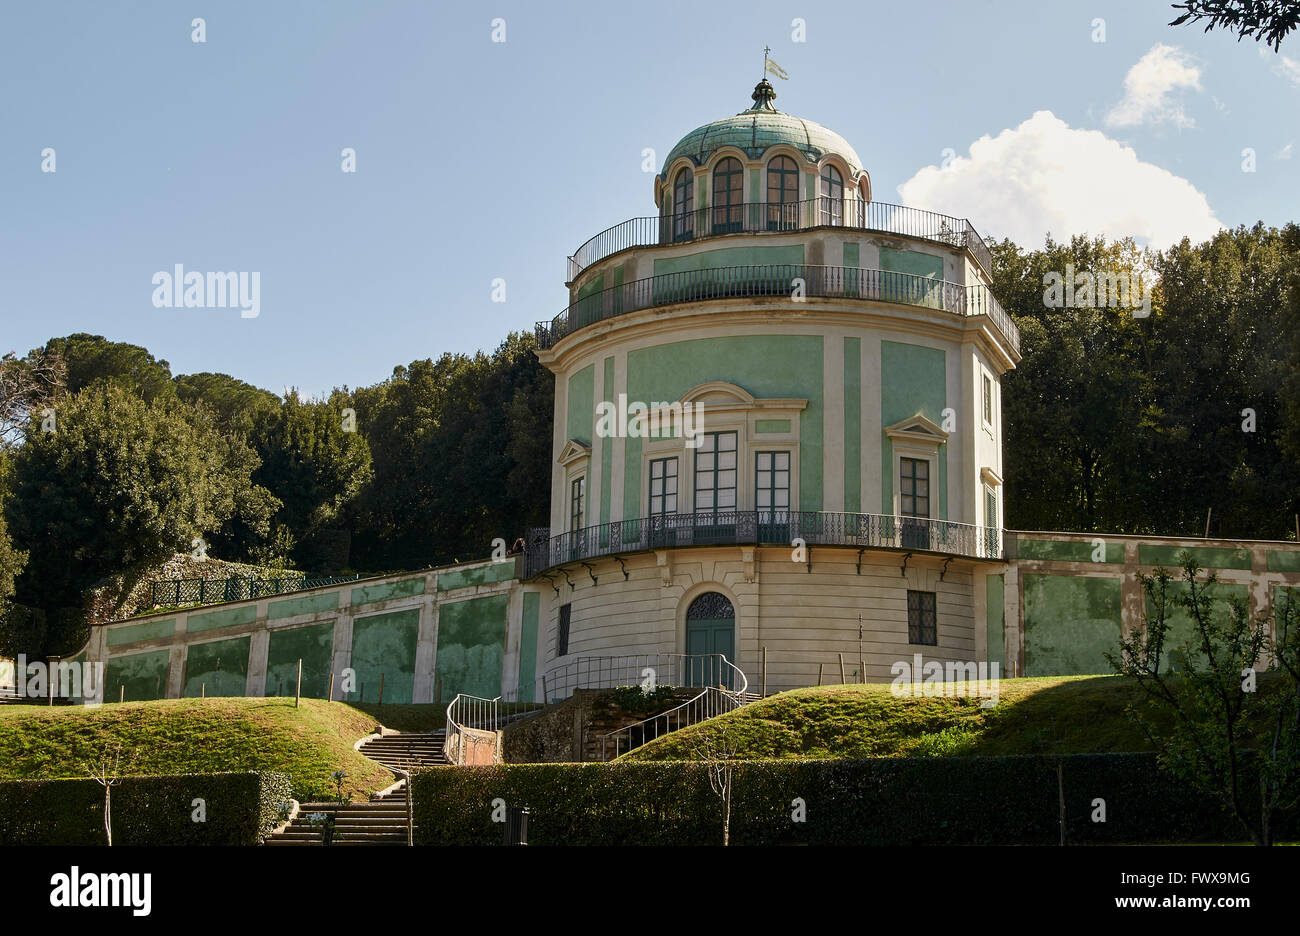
left=567, top=364, right=596, bottom=447
left=601, top=355, right=614, bottom=525
left=268, top=591, right=339, bottom=620
left=350, top=576, right=424, bottom=606
left=105, top=650, right=169, bottom=702
left=1023, top=574, right=1122, bottom=676
left=186, top=605, right=256, bottom=634
left=573, top=274, right=606, bottom=329
left=844, top=337, right=861, bottom=514
left=624, top=335, right=824, bottom=518
left=435, top=594, right=508, bottom=699
left=1145, top=582, right=1250, bottom=673
left=651, top=244, right=805, bottom=277
left=842, top=242, right=859, bottom=267
left=754, top=419, right=791, bottom=433
left=183, top=636, right=250, bottom=697
left=1016, top=538, right=1125, bottom=563
left=106, top=617, right=175, bottom=647
left=880, top=341, right=947, bottom=520
left=348, top=608, right=420, bottom=704
left=266, top=621, right=335, bottom=698
left=880, top=247, right=944, bottom=309
left=1267, top=550, right=1300, bottom=572
left=986, top=573, right=1005, bottom=667
left=518, top=593, right=540, bottom=705
left=1139, top=544, right=1253, bottom=570
left=437, top=562, right=516, bottom=592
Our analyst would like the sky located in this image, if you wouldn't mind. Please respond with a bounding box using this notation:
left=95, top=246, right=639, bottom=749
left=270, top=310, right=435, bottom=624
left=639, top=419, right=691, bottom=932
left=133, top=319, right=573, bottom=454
left=2, top=0, right=1296, bottom=399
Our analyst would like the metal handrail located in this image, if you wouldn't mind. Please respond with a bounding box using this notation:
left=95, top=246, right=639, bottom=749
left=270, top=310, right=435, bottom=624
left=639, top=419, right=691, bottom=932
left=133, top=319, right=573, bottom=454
left=443, top=693, right=502, bottom=766
left=524, top=511, right=1004, bottom=579
left=509, top=651, right=749, bottom=704
left=567, top=198, right=992, bottom=281
left=537, top=264, right=1018, bottom=354
left=598, top=685, right=743, bottom=761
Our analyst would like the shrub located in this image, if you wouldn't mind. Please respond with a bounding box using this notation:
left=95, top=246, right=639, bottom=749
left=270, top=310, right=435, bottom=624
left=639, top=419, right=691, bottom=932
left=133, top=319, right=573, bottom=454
left=0, top=771, right=291, bottom=845
left=411, top=753, right=1296, bottom=846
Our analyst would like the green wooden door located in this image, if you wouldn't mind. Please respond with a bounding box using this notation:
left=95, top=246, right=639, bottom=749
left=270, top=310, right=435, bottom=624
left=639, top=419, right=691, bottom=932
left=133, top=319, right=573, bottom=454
left=685, top=592, right=736, bottom=688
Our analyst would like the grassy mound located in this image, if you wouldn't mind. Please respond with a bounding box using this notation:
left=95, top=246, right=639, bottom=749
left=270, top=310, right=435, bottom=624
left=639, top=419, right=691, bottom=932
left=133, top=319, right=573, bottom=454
left=0, top=698, right=393, bottom=800
left=623, top=674, right=1287, bottom=761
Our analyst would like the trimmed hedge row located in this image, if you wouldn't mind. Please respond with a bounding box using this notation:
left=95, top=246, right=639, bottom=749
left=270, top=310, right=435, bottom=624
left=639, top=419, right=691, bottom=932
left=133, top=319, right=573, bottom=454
left=412, top=753, right=1292, bottom=845
left=0, top=771, right=291, bottom=846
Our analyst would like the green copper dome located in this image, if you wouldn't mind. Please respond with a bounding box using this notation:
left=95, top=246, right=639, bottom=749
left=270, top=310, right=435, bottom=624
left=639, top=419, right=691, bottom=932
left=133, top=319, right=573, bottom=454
left=660, top=80, right=865, bottom=179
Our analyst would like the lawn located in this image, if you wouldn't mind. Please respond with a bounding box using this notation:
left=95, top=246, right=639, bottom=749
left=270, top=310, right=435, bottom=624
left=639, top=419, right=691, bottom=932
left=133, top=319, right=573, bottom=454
left=0, top=698, right=396, bottom=801
left=623, top=673, right=1289, bottom=761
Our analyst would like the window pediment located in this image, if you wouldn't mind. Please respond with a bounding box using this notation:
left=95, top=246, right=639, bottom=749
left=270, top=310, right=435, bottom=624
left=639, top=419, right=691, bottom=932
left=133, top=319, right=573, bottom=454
left=557, top=439, right=591, bottom=467
left=885, top=414, right=949, bottom=448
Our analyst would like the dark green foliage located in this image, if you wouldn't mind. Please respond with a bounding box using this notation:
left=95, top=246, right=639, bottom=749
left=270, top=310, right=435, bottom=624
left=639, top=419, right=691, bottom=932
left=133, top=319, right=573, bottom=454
left=412, top=754, right=1292, bottom=845
left=43, top=333, right=176, bottom=403
left=995, top=226, right=1300, bottom=539
left=350, top=332, right=552, bottom=571
left=0, top=771, right=291, bottom=845
left=3, top=384, right=276, bottom=654
left=1170, top=0, right=1300, bottom=51
left=173, top=371, right=281, bottom=436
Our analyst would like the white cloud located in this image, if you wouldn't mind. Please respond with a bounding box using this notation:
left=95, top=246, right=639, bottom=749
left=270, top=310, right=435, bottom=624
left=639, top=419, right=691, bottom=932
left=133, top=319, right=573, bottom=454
left=1261, top=46, right=1300, bottom=86
left=1105, top=44, right=1202, bottom=128
left=898, top=110, right=1222, bottom=250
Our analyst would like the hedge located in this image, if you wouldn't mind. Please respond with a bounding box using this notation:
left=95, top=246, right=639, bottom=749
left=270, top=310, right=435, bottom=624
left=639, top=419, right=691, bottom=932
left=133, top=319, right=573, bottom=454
left=411, top=753, right=1293, bottom=845
left=0, top=771, right=291, bottom=846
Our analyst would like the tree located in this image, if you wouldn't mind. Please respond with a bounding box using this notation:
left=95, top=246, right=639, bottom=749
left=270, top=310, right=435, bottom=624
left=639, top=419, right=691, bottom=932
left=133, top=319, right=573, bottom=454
left=1108, top=557, right=1300, bottom=845
left=243, top=390, right=373, bottom=572
left=0, top=346, right=65, bottom=449
left=85, top=746, right=123, bottom=846
left=1171, top=0, right=1300, bottom=51
left=42, top=333, right=176, bottom=403
left=3, top=383, right=275, bottom=655
left=692, top=723, right=741, bottom=846
left=173, top=371, right=280, bottom=436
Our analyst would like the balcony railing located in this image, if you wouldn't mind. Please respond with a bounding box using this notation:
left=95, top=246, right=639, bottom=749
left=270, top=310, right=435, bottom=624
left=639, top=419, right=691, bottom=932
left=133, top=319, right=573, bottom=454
left=524, top=511, right=1004, bottom=579
left=535, top=264, right=1019, bottom=354
left=567, top=199, right=993, bottom=282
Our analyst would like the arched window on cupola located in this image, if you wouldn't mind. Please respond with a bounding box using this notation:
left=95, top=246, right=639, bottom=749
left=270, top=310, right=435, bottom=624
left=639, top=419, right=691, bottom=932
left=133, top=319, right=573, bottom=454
left=765, top=155, right=799, bottom=230
left=820, top=165, right=843, bottom=226
left=672, top=168, right=695, bottom=242
left=711, top=157, right=744, bottom=235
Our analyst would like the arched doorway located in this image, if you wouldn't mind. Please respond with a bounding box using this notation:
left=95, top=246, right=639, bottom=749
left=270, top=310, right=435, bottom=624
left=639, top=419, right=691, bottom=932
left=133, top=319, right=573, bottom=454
left=685, top=591, right=736, bottom=688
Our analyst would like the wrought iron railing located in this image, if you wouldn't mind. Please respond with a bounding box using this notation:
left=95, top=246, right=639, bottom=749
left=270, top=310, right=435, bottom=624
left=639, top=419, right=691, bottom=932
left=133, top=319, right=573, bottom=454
left=146, top=574, right=362, bottom=610
left=536, top=264, right=1019, bottom=354
left=567, top=199, right=993, bottom=281
left=598, top=685, right=744, bottom=761
left=506, top=652, right=748, bottom=704
left=524, top=511, right=1003, bottom=579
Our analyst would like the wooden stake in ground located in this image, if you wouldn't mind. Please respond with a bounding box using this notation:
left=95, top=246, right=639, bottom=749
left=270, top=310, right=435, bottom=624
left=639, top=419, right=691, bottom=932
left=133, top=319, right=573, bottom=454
left=295, top=659, right=302, bottom=709
left=1204, top=507, right=1212, bottom=538
left=118, top=685, right=124, bottom=704
left=761, top=646, right=767, bottom=698
left=817, top=662, right=823, bottom=686
left=201, top=682, right=205, bottom=699
left=838, top=653, right=846, bottom=684
left=1058, top=762, right=1066, bottom=846
left=858, top=614, right=865, bottom=684
left=328, top=671, right=335, bottom=703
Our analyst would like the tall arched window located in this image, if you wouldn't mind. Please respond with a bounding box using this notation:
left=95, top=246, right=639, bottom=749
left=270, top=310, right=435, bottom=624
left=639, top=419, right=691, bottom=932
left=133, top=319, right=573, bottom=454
left=766, top=155, right=799, bottom=230
left=820, top=165, right=843, bottom=226
left=672, top=168, right=694, bottom=242
left=711, top=157, right=743, bottom=234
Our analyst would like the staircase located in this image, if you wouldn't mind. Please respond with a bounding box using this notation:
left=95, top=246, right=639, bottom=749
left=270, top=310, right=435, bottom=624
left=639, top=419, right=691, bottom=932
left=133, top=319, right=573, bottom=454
left=264, top=731, right=444, bottom=846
